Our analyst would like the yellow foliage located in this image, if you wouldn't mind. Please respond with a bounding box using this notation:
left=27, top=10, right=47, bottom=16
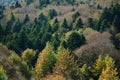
left=34, top=42, right=56, bottom=80
left=22, top=48, right=36, bottom=61
left=0, top=66, right=5, bottom=73
left=42, top=74, right=66, bottom=80
left=54, top=47, right=80, bottom=80
left=98, top=55, right=119, bottom=80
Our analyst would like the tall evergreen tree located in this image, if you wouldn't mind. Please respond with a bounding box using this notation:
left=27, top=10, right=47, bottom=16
left=34, top=42, right=56, bottom=80
left=74, top=18, right=83, bottom=30
left=23, top=14, right=30, bottom=24
left=72, top=11, right=80, bottom=23
left=52, top=18, right=59, bottom=32
left=13, top=19, right=21, bottom=32
left=18, top=31, right=28, bottom=50
left=67, top=32, right=85, bottom=50
left=15, top=1, right=21, bottom=8
left=48, top=9, right=57, bottom=19
left=0, top=24, right=3, bottom=35
left=6, top=12, right=16, bottom=31
left=61, top=18, right=69, bottom=30
left=54, top=46, right=80, bottom=80
left=98, top=55, right=119, bottom=80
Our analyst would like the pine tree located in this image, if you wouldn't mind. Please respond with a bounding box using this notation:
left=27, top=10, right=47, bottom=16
left=6, top=12, right=16, bottom=31
left=88, top=18, right=95, bottom=29
left=23, top=14, right=30, bottom=24
left=61, top=18, right=69, bottom=29
left=112, top=15, right=120, bottom=33
left=52, top=18, right=59, bottom=32
left=15, top=1, right=21, bottom=8
left=13, top=19, right=21, bottom=32
left=48, top=9, right=57, bottom=19
left=10, top=12, right=15, bottom=21
left=51, top=33, right=60, bottom=50
left=67, top=32, right=85, bottom=50
left=54, top=46, right=80, bottom=80
left=72, top=11, right=80, bottom=23
left=74, top=18, right=83, bottom=30
left=98, top=55, right=119, bottom=80
left=18, top=31, right=28, bottom=50
left=94, top=55, right=105, bottom=79
left=0, top=24, right=3, bottom=35
left=34, top=42, right=56, bottom=80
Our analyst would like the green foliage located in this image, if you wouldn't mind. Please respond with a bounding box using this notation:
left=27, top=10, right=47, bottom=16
left=51, top=33, right=60, bottom=50
left=13, top=19, right=21, bottom=32
left=0, top=6, right=4, bottom=19
left=26, top=0, right=34, bottom=5
left=23, top=14, right=30, bottom=24
left=74, top=18, right=83, bottom=30
left=61, top=18, right=69, bottom=29
left=6, top=12, right=16, bottom=31
left=22, top=48, right=36, bottom=62
left=10, top=12, right=16, bottom=22
left=34, top=42, right=56, bottom=79
left=65, top=0, right=76, bottom=5
left=96, top=4, right=120, bottom=33
left=8, top=51, right=32, bottom=79
left=0, top=2, right=120, bottom=80
left=9, top=53, right=21, bottom=65
left=72, top=11, right=80, bottom=23
left=20, top=61, right=32, bottom=79
left=18, top=30, right=28, bottom=50
left=60, top=18, right=70, bottom=33
left=15, top=1, right=21, bottom=8
left=48, top=9, right=57, bottom=19
left=52, top=18, right=59, bottom=33
left=80, top=64, right=90, bottom=80
left=67, top=32, right=85, bottom=50
left=0, top=24, right=4, bottom=35
left=0, top=66, right=8, bottom=80
left=88, top=18, right=95, bottom=29
left=39, top=0, right=50, bottom=8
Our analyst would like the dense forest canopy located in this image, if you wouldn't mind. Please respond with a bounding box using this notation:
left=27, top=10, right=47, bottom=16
left=0, top=0, right=120, bottom=80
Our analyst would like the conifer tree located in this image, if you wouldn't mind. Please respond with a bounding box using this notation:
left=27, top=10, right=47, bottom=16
left=48, top=9, right=57, bottom=19
left=10, top=12, right=15, bottom=21
left=74, top=18, right=83, bottom=30
left=23, top=14, right=30, bottom=24
left=67, top=32, right=85, bottom=50
left=34, top=42, right=56, bottom=80
left=54, top=46, right=80, bottom=80
left=52, top=18, right=59, bottom=32
left=72, top=11, right=80, bottom=23
left=61, top=18, right=69, bottom=29
left=0, top=24, right=3, bottom=35
left=98, top=55, right=119, bottom=80
left=15, top=1, right=21, bottom=8
left=94, top=55, right=105, bottom=79
left=13, top=19, right=21, bottom=32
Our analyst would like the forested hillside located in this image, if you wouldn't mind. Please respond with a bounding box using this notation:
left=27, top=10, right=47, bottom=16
left=0, top=0, right=120, bottom=80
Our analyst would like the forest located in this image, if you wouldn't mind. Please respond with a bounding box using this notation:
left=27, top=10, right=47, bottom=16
left=0, top=0, right=120, bottom=80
